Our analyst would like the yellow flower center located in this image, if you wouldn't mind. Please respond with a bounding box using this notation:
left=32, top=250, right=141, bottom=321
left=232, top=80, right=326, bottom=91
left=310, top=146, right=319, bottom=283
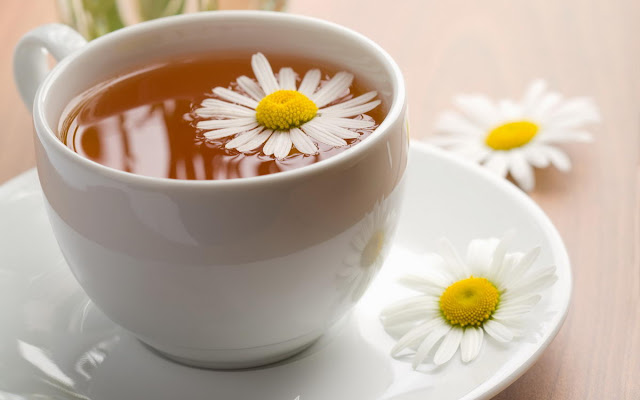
left=485, top=121, right=539, bottom=150
left=361, top=230, right=385, bottom=268
left=255, top=90, right=318, bottom=130
left=439, top=277, right=500, bottom=327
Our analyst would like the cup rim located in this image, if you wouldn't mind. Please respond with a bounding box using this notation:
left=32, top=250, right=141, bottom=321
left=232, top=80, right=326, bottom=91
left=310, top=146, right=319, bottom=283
left=34, top=11, right=406, bottom=189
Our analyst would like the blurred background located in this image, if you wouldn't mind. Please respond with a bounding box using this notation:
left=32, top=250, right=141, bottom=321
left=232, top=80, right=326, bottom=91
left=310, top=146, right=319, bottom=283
left=0, top=1, right=638, bottom=399
left=55, top=0, right=287, bottom=39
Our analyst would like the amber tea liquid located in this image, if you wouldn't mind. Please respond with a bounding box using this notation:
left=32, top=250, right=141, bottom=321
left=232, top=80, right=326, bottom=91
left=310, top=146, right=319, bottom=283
left=59, top=52, right=384, bottom=180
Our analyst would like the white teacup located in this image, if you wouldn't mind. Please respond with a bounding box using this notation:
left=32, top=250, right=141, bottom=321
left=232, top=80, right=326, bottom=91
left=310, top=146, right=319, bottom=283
left=14, top=11, right=408, bottom=368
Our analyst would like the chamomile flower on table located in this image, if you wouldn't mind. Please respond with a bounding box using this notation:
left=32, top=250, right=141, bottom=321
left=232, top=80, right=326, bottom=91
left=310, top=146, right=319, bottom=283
left=431, top=80, right=600, bottom=191
left=194, top=52, right=381, bottom=159
left=380, top=235, right=557, bottom=368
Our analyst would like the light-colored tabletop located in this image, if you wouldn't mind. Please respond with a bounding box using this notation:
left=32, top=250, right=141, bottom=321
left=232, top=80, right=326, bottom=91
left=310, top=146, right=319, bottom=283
left=1, top=1, right=638, bottom=399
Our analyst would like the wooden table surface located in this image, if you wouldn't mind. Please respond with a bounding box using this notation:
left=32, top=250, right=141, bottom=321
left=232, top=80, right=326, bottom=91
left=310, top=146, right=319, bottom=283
left=1, top=1, right=638, bottom=398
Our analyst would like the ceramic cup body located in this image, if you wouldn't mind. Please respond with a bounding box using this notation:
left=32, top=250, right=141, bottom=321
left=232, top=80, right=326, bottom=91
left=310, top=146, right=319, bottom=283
left=14, top=12, right=408, bottom=368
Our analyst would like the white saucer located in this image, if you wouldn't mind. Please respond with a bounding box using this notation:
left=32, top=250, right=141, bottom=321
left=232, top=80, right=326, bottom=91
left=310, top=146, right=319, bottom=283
left=0, top=142, right=570, bottom=400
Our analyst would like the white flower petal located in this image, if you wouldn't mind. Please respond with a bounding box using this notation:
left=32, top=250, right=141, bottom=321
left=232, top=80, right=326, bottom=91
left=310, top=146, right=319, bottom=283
left=521, top=79, right=548, bottom=114
left=496, top=252, right=523, bottom=287
left=438, top=238, right=470, bottom=280
left=274, top=131, right=293, bottom=159
left=435, top=111, right=485, bottom=137
left=546, top=97, right=601, bottom=126
left=316, top=116, right=375, bottom=129
left=507, top=151, right=536, bottom=191
left=460, top=326, right=483, bottom=363
left=413, top=257, right=453, bottom=288
left=454, top=95, right=501, bottom=129
left=196, top=108, right=254, bottom=119
left=225, top=127, right=264, bottom=149
left=494, top=319, right=526, bottom=337
left=507, top=266, right=557, bottom=298
left=466, top=238, right=499, bottom=276
left=493, top=293, right=542, bottom=321
left=498, top=99, right=522, bottom=120
left=381, top=302, right=440, bottom=326
left=483, top=153, right=509, bottom=178
left=197, top=117, right=256, bottom=130
left=391, top=318, right=443, bottom=357
left=298, top=69, right=321, bottom=97
left=523, top=146, right=550, bottom=168
left=397, top=275, right=446, bottom=296
left=433, top=327, right=463, bottom=365
left=500, top=294, right=542, bottom=309
left=383, top=311, right=440, bottom=329
left=199, top=99, right=226, bottom=107
left=213, top=87, right=259, bottom=109
left=412, top=322, right=451, bottom=369
left=539, top=129, right=593, bottom=143
left=486, top=232, right=513, bottom=285
left=492, top=304, right=536, bottom=320
left=278, top=67, right=297, bottom=91
left=236, top=129, right=273, bottom=152
left=501, top=246, right=540, bottom=288
left=502, top=246, right=540, bottom=287
left=251, top=52, right=279, bottom=95
left=203, top=122, right=259, bottom=140
left=320, top=100, right=382, bottom=118
left=199, top=98, right=256, bottom=116
left=312, top=118, right=360, bottom=139
left=301, top=120, right=347, bottom=147
left=483, top=319, right=514, bottom=343
left=381, top=295, right=438, bottom=318
left=289, top=127, right=317, bottom=155
left=320, top=91, right=378, bottom=113
left=530, top=92, right=562, bottom=122
left=311, top=72, right=354, bottom=108
left=536, top=145, right=572, bottom=171
left=262, top=130, right=280, bottom=156
left=236, top=76, right=265, bottom=101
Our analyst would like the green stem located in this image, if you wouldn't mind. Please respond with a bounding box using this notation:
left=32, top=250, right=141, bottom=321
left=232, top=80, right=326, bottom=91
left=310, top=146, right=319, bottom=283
left=198, top=0, right=219, bottom=11
left=58, top=0, right=126, bottom=40
left=137, top=0, right=187, bottom=21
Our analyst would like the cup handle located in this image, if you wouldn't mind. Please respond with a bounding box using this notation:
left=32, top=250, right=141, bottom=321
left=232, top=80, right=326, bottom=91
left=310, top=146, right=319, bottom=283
left=13, top=24, right=87, bottom=112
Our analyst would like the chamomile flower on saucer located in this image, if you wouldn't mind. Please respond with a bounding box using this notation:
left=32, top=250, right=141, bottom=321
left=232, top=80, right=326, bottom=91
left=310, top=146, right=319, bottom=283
left=432, top=80, right=600, bottom=191
left=194, top=52, right=381, bottom=159
left=380, top=235, right=557, bottom=368
left=340, top=200, right=397, bottom=302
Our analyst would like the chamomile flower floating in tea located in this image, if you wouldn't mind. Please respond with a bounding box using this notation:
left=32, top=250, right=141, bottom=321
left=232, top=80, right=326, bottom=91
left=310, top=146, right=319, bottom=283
left=380, top=235, right=557, bottom=368
left=339, top=200, right=397, bottom=302
left=195, top=53, right=381, bottom=159
left=62, top=53, right=382, bottom=180
left=431, top=80, right=600, bottom=191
